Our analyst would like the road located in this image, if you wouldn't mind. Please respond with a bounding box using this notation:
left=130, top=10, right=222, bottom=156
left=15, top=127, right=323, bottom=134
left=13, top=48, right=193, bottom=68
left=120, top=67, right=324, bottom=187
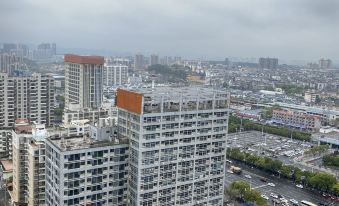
left=225, top=163, right=337, bottom=206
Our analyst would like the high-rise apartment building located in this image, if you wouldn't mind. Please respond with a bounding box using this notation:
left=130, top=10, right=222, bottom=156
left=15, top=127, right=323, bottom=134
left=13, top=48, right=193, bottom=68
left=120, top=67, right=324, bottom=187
left=45, top=135, right=129, bottom=206
left=64, top=54, right=104, bottom=109
left=103, top=65, right=128, bottom=86
left=116, top=87, right=229, bottom=206
left=150, top=55, right=159, bottom=66
left=0, top=53, right=24, bottom=74
left=12, top=120, right=48, bottom=206
left=319, top=58, right=332, bottom=70
left=259, top=57, right=278, bottom=69
left=134, top=54, right=145, bottom=70
left=0, top=73, right=54, bottom=127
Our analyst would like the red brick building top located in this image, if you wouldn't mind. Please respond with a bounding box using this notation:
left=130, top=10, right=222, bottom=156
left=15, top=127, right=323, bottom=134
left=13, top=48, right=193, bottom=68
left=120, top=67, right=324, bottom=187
left=64, top=54, right=104, bottom=64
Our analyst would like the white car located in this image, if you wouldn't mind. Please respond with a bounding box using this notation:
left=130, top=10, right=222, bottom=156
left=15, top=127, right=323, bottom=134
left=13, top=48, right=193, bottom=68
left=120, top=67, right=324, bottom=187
left=270, top=193, right=278, bottom=199
left=245, top=174, right=252, bottom=179
left=296, top=184, right=303, bottom=189
left=261, top=194, right=269, bottom=200
left=289, top=199, right=298, bottom=204
left=268, top=182, right=276, bottom=187
left=227, top=170, right=234, bottom=174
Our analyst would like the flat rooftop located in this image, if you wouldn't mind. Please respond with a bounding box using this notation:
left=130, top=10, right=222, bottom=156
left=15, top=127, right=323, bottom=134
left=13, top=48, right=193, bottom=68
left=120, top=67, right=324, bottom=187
left=48, top=135, right=128, bottom=152
left=126, top=87, right=228, bottom=99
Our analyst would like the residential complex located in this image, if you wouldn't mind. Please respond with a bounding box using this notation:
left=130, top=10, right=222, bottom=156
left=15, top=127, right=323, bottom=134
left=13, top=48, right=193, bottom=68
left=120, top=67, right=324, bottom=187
left=116, top=87, right=230, bottom=206
left=0, top=73, right=54, bottom=127
left=64, top=54, right=104, bottom=109
left=103, top=64, right=128, bottom=86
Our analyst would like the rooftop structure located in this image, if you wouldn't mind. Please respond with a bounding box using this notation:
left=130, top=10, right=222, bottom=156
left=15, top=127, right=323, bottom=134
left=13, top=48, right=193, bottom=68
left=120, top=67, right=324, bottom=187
left=47, top=135, right=128, bottom=152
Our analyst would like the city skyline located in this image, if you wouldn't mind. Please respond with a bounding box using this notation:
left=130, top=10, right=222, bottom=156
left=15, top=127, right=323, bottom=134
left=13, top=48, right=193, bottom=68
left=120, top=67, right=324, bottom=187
left=1, top=0, right=339, bottom=64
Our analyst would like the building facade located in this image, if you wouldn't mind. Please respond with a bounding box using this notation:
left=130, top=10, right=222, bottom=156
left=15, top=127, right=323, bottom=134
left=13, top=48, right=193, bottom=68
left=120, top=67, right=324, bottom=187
left=150, top=55, right=159, bottom=66
left=134, top=54, right=145, bottom=70
left=116, top=87, right=229, bottom=206
left=103, top=65, right=128, bottom=86
left=0, top=73, right=54, bottom=127
left=0, top=129, right=12, bottom=159
left=45, top=136, right=129, bottom=206
left=64, top=54, right=104, bottom=109
left=272, top=108, right=321, bottom=131
left=259, top=57, right=278, bottom=69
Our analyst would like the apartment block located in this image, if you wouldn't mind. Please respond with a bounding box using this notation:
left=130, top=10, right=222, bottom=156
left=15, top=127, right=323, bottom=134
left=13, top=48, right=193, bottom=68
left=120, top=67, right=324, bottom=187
left=103, top=65, right=128, bottom=86
left=116, top=87, right=229, bottom=206
left=64, top=54, right=104, bottom=109
left=0, top=73, right=54, bottom=127
left=272, top=108, right=321, bottom=131
left=0, top=129, right=12, bottom=159
left=45, top=136, right=129, bottom=206
left=12, top=120, right=49, bottom=206
left=259, top=57, right=278, bottom=69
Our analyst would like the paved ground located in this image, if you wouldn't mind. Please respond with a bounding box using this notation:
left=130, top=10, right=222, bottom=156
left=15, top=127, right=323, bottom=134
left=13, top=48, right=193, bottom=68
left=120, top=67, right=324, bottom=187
left=225, top=162, right=337, bottom=206
left=227, top=131, right=339, bottom=176
left=0, top=189, right=10, bottom=206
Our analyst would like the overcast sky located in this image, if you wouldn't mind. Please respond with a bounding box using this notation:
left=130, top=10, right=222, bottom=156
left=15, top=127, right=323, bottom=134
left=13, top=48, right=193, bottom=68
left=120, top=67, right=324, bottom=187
left=0, top=0, right=338, bottom=63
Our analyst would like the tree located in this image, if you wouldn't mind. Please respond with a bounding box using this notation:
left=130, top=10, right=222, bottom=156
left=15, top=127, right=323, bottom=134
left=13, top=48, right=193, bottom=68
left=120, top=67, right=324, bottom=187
left=309, top=173, right=337, bottom=192
left=332, top=183, right=339, bottom=196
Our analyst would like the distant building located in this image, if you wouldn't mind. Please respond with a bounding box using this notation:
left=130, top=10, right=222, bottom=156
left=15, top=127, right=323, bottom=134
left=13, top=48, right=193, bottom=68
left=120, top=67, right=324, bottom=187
left=150, top=54, right=159, bottom=65
left=33, top=43, right=56, bottom=60
left=272, top=108, right=321, bottom=131
left=64, top=54, right=104, bottom=109
left=134, top=54, right=145, bottom=70
left=160, top=56, right=169, bottom=65
left=103, top=64, right=128, bottom=86
left=224, top=58, right=229, bottom=66
left=259, top=57, right=278, bottom=69
left=307, top=62, right=319, bottom=69
left=0, top=73, right=55, bottom=127
left=0, top=53, right=24, bottom=74
left=304, top=92, right=320, bottom=103
left=319, top=58, right=332, bottom=69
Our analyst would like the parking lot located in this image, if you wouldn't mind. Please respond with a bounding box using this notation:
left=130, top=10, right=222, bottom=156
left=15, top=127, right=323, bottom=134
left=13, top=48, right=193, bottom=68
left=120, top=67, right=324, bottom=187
left=225, top=163, right=336, bottom=206
left=227, top=131, right=314, bottom=166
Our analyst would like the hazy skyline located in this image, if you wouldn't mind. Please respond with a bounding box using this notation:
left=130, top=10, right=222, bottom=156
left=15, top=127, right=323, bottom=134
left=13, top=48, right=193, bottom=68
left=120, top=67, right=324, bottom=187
left=1, top=0, right=338, bottom=63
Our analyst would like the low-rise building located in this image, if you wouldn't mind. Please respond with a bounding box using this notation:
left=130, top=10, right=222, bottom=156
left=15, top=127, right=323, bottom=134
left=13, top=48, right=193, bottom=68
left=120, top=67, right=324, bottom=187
left=272, top=108, right=321, bottom=131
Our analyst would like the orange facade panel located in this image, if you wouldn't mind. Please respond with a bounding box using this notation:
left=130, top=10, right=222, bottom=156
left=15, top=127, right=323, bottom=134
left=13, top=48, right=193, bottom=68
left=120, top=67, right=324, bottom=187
left=64, top=54, right=104, bottom=64
left=116, top=89, right=143, bottom=114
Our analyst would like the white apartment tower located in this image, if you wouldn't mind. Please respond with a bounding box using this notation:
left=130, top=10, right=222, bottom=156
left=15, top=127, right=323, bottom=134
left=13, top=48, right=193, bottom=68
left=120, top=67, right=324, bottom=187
left=12, top=120, right=48, bottom=206
left=64, top=54, right=104, bottom=109
left=103, top=65, right=128, bottom=86
left=0, top=73, right=54, bottom=127
left=45, top=135, right=129, bottom=206
left=116, top=87, right=230, bottom=206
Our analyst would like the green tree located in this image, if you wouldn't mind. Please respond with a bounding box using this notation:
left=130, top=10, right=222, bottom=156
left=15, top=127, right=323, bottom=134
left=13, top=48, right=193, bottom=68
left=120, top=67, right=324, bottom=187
left=309, top=173, right=337, bottom=191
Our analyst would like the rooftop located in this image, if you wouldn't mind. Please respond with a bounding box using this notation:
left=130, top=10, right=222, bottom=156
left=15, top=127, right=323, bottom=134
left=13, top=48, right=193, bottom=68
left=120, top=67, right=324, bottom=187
left=48, top=135, right=128, bottom=152
left=0, top=159, right=13, bottom=171
left=125, top=87, right=228, bottom=100
left=64, top=54, right=104, bottom=65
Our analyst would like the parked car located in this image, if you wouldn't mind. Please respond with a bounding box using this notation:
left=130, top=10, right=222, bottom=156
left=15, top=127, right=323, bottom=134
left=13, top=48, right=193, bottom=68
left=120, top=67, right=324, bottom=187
left=296, top=184, right=303, bottom=189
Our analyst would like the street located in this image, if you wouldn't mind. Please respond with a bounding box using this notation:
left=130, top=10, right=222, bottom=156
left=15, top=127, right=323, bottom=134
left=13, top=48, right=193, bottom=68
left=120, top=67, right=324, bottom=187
left=225, top=163, right=337, bottom=206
